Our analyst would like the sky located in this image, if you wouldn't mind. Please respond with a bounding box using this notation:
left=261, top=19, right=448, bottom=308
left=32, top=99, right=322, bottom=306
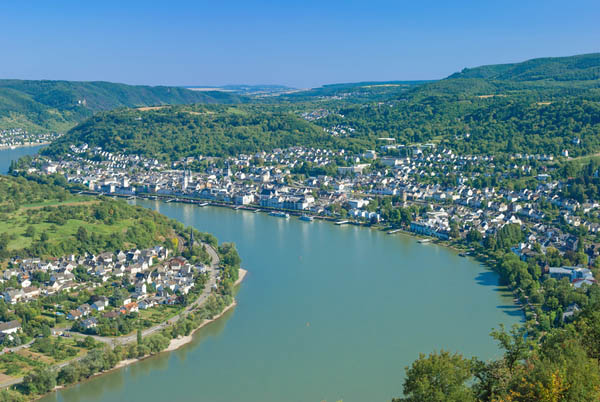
left=1, top=0, right=599, bottom=88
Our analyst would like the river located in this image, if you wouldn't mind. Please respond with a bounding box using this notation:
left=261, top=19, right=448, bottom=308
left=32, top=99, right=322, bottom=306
left=0, top=147, right=522, bottom=402
left=44, top=201, right=521, bottom=402
left=0, top=144, right=46, bottom=174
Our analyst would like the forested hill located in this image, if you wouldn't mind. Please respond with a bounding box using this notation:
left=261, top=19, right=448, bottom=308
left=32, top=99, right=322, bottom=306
left=0, top=79, right=245, bottom=133
left=448, top=53, right=600, bottom=82
left=0, top=175, right=182, bottom=260
left=42, top=53, right=600, bottom=159
left=43, top=105, right=341, bottom=161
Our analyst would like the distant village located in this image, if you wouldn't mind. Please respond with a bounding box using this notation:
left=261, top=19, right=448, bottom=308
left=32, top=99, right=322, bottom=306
left=0, top=128, right=61, bottom=149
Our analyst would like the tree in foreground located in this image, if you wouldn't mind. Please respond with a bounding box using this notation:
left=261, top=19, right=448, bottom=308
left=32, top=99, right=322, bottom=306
left=20, top=367, right=56, bottom=395
left=394, top=350, right=475, bottom=402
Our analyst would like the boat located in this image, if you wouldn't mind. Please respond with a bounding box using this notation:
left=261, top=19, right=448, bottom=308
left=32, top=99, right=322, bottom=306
left=335, top=220, right=349, bottom=225
left=299, top=215, right=314, bottom=222
left=417, top=238, right=431, bottom=244
left=387, top=229, right=401, bottom=234
left=198, top=202, right=209, bottom=207
left=253, top=209, right=261, bottom=213
left=269, top=211, right=290, bottom=218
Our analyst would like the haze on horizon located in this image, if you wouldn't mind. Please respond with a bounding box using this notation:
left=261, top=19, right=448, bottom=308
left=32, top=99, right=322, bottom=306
left=2, top=0, right=599, bottom=88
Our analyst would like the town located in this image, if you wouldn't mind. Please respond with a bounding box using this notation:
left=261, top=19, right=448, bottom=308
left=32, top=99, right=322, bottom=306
left=19, top=140, right=597, bottom=285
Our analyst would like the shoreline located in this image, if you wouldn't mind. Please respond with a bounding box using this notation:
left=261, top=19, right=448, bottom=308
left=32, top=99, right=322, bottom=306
left=162, top=268, right=247, bottom=353
left=36, top=267, right=248, bottom=400
left=0, top=142, right=50, bottom=150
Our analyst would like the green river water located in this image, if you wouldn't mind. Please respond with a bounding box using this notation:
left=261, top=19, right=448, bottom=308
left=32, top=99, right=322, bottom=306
left=38, top=199, right=521, bottom=402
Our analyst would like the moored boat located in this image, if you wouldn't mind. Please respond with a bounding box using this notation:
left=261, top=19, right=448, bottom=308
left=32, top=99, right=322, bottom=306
left=269, top=211, right=290, bottom=218
left=299, top=215, right=314, bottom=222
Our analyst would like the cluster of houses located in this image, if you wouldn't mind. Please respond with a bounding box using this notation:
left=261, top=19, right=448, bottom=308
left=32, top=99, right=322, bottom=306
left=0, top=246, right=209, bottom=331
left=0, top=128, right=61, bottom=149
left=0, top=320, right=22, bottom=343
left=20, top=142, right=600, bottom=284
left=547, top=266, right=596, bottom=288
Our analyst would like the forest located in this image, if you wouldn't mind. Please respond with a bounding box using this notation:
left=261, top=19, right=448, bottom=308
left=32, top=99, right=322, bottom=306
left=40, top=53, right=600, bottom=161
left=0, top=79, right=245, bottom=133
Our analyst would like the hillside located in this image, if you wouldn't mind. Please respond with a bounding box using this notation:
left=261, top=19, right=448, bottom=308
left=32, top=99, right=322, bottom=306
left=275, top=80, right=429, bottom=103
left=39, top=53, right=600, bottom=159
left=448, top=53, right=600, bottom=82
left=0, top=79, right=245, bottom=133
left=43, top=104, right=340, bottom=161
left=0, top=175, right=180, bottom=260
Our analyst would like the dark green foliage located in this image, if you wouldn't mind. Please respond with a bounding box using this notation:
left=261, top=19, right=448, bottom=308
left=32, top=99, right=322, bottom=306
left=218, top=242, right=241, bottom=295
left=0, top=79, right=245, bottom=132
left=20, top=367, right=56, bottom=395
left=394, top=350, right=476, bottom=402
left=0, top=175, right=69, bottom=211
left=496, top=223, right=524, bottom=250
left=44, top=105, right=337, bottom=161
left=449, top=53, right=600, bottom=82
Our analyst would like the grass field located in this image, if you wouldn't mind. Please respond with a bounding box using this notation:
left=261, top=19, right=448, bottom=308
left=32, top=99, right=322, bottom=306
left=0, top=351, right=46, bottom=377
left=0, top=201, right=134, bottom=252
left=0, top=337, right=88, bottom=378
left=0, top=195, right=159, bottom=257
left=137, top=305, right=182, bottom=325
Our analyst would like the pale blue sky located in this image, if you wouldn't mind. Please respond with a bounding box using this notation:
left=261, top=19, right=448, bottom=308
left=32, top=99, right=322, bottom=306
left=1, top=0, right=598, bottom=87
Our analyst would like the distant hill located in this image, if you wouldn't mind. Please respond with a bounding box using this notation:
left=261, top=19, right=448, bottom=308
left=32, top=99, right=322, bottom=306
left=43, top=104, right=339, bottom=161
left=276, top=80, right=430, bottom=103
left=0, top=79, right=246, bottom=132
left=37, top=53, right=600, bottom=159
left=405, top=53, right=600, bottom=102
left=448, top=53, right=600, bottom=82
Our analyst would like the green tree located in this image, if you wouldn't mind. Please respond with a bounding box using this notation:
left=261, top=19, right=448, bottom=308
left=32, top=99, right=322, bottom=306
left=490, top=324, right=531, bottom=372
left=394, top=350, right=475, bottom=402
left=21, top=367, right=56, bottom=395
left=24, top=225, right=36, bottom=238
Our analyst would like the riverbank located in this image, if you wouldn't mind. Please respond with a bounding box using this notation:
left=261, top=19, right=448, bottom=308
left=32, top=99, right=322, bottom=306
left=0, top=142, right=50, bottom=150
left=163, top=268, right=247, bottom=353
left=30, top=268, right=248, bottom=400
